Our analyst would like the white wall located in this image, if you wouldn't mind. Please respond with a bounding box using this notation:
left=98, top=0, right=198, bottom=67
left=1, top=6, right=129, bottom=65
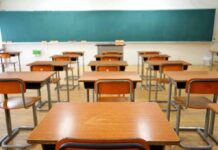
left=0, top=0, right=218, bottom=68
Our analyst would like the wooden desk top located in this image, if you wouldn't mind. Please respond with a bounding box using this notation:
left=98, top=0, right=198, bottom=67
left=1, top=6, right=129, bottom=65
left=0, top=72, right=55, bottom=83
left=88, top=61, right=128, bottom=66
left=51, top=54, right=80, bottom=59
left=62, top=51, right=84, bottom=56
left=138, top=51, right=160, bottom=55
left=147, top=60, right=191, bottom=66
left=165, top=71, right=218, bottom=82
left=209, top=50, right=218, bottom=54
left=27, top=102, right=179, bottom=145
left=27, top=61, right=71, bottom=67
left=0, top=51, right=21, bottom=55
left=141, top=54, right=170, bottom=58
left=95, top=54, right=123, bottom=58
left=79, top=71, right=141, bottom=82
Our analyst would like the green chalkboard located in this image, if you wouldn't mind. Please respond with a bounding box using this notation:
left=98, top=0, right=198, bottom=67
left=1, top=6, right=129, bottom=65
left=0, top=9, right=215, bottom=42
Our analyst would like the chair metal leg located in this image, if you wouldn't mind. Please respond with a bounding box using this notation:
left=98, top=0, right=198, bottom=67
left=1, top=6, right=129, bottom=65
left=176, top=107, right=212, bottom=150
left=32, top=104, right=38, bottom=127
left=175, top=105, right=181, bottom=135
left=1, top=109, right=34, bottom=149
left=57, top=82, right=60, bottom=102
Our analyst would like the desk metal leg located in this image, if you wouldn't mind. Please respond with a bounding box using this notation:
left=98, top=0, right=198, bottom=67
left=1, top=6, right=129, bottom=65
left=66, top=68, right=70, bottom=102
left=167, top=81, right=173, bottom=121
left=1, top=58, right=5, bottom=72
left=46, top=82, right=52, bottom=110
left=137, top=54, right=139, bottom=73
left=87, top=89, right=90, bottom=102
left=77, top=59, right=80, bottom=88
left=83, top=55, right=85, bottom=72
left=18, top=54, right=21, bottom=71
left=148, top=67, right=152, bottom=102
left=210, top=53, right=214, bottom=70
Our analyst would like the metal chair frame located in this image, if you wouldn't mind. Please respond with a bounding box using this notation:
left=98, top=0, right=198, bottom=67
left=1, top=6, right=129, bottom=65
left=95, top=79, right=134, bottom=102
left=0, top=78, right=38, bottom=149
left=0, top=53, right=16, bottom=72
left=175, top=79, right=218, bottom=150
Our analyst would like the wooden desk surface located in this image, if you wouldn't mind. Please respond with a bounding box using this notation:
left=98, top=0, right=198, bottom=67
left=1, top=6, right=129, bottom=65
left=51, top=54, right=80, bottom=59
left=141, top=54, right=170, bottom=58
left=79, top=71, right=141, bottom=82
left=138, top=51, right=160, bottom=55
left=146, top=60, right=191, bottom=66
left=62, top=51, right=84, bottom=56
left=27, top=61, right=70, bottom=67
left=209, top=50, right=218, bottom=54
left=95, top=54, right=123, bottom=58
left=0, top=51, right=21, bottom=55
left=0, top=72, right=55, bottom=83
left=165, top=71, right=218, bottom=82
left=27, top=102, right=179, bottom=145
left=88, top=61, right=128, bottom=66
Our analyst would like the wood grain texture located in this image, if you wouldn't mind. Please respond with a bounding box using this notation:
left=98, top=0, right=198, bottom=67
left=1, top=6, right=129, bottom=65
left=27, top=102, right=179, bottom=145
left=79, top=72, right=141, bottom=82
left=88, top=61, right=128, bottom=67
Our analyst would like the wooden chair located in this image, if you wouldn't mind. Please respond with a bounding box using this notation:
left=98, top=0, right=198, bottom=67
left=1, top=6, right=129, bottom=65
left=154, top=63, right=184, bottom=101
left=63, top=51, right=78, bottom=55
left=207, top=103, right=218, bottom=144
left=141, top=51, right=160, bottom=55
left=174, top=78, right=218, bottom=149
left=0, top=78, right=39, bottom=149
left=0, top=52, right=16, bottom=72
left=52, top=56, right=75, bottom=89
left=30, top=65, right=61, bottom=106
left=56, top=138, right=150, bottom=150
left=97, top=66, right=120, bottom=72
left=95, top=79, right=133, bottom=102
left=101, top=56, right=121, bottom=61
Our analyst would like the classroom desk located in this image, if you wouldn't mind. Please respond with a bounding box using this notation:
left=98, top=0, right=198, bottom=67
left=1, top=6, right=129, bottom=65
left=140, top=54, right=170, bottom=80
left=147, top=60, right=191, bottom=102
left=27, top=102, right=180, bottom=150
left=137, top=51, right=160, bottom=74
left=94, top=54, right=123, bottom=61
left=209, top=50, right=218, bottom=70
left=62, top=51, right=85, bottom=72
left=88, top=60, right=128, bottom=71
left=0, top=71, right=54, bottom=110
left=79, top=72, right=141, bottom=102
left=164, top=71, right=218, bottom=121
left=51, top=54, right=80, bottom=80
left=0, top=51, right=21, bottom=72
left=27, top=61, right=71, bottom=102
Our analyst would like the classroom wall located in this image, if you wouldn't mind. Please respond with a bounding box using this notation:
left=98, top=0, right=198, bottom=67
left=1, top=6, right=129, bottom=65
left=0, top=0, right=218, bottom=68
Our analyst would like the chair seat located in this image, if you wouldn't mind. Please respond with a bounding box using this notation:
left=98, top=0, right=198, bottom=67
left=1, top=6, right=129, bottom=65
left=2, top=62, right=16, bottom=65
left=0, top=96, right=40, bottom=109
left=51, top=77, right=61, bottom=83
left=98, top=96, right=129, bottom=102
left=208, top=103, right=218, bottom=114
left=174, top=96, right=212, bottom=109
left=154, top=78, right=169, bottom=84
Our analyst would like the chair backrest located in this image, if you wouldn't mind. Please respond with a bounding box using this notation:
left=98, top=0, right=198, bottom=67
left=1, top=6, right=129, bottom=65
left=97, top=66, right=119, bottom=72
left=148, top=56, right=167, bottom=61
left=185, top=78, right=218, bottom=107
left=160, top=63, right=184, bottom=73
left=101, top=56, right=121, bottom=61
left=30, top=65, right=54, bottom=72
left=53, top=56, right=71, bottom=62
left=0, top=78, right=26, bottom=94
left=0, top=52, right=10, bottom=59
left=56, top=138, right=150, bottom=150
left=95, top=79, right=133, bottom=95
